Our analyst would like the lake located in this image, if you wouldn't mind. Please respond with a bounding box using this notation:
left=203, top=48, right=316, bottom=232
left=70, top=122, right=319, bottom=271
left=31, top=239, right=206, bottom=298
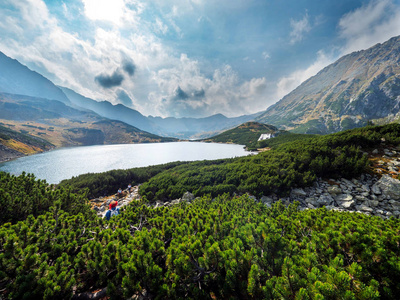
left=0, top=142, right=250, bottom=184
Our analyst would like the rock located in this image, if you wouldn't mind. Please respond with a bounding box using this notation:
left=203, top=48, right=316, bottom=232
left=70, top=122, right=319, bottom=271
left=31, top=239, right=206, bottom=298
left=317, top=193, right=334, bottom=207
left=327, top=185, right=342, bottom=195
left=391, top=201, right=400, bottom=210
left=154, top=200, right=164, bottom=209
left=171, top=199, right=181, bottom=205
left=376, top=175, right=400, bottom=200
left=371, top=184, right=382, bottom=195
left=357, top=205, right=373, bottom=212
left=336, top=194, right=353, bottom=202
left=340, top=200, right=355, bottom=209
left=291, top=188, right=307, bottom=197
left=182, top=191, right=195, bottom=202
left=248, top=195, right=258, bottom=202
left=368, top=200, right=380, bottom=207
left=393, top=211, right=400, bottom=216
left=355, top=195, right=367, bottom=201
left=305, top=197, right=317, bottom=205
left=361, top=184, right=370, bottom=192
left=260, top=196, right=274, bottom=205
left=372, top=149, right=379, bottom=154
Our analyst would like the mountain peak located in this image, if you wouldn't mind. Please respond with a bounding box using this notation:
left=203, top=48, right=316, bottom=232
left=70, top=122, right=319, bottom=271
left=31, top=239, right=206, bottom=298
left=256, top=35, right=400, bottom=134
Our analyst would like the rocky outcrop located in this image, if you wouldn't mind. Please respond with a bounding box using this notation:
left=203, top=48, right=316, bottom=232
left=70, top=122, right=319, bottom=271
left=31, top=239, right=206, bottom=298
left=260, top=173, right=400, bottom=218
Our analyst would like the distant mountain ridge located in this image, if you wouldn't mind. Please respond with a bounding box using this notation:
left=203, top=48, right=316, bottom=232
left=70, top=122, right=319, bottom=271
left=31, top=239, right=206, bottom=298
left=256, top=35, right=400, bottom=134
left=0, top=52, right=70, bottom=105
left=0, top=51, right=261, bottom=139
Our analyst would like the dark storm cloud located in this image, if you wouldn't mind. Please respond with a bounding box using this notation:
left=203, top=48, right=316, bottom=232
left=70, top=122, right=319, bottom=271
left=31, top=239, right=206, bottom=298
left=95, top=70, right=124, bottom=88
left=122, top=60, right=136, bottom=76
left=173, top=86, right=189, bottom=101
left=117, top=89, right=134, bottom=106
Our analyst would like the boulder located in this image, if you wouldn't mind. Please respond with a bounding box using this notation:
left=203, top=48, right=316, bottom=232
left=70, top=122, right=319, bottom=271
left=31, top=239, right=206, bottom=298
left=317, top=193, right=334, bottom=207
left=291, top=188, right=307, bottom=197
left=182, top=191, right=195, bottom=202
left=357, top=205, right=373, bottom=213
left=376, top=175, right=400, bottom=200
left=340, top=200, right=355, bottom=209
left=327, top=185, right=342, bottom=195
left=260, top=196, right=274, bottom=205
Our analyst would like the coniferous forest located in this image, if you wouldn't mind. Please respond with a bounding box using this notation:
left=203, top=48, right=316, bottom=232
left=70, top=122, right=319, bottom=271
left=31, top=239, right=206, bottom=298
left=1, top=124, right=400, bottom=299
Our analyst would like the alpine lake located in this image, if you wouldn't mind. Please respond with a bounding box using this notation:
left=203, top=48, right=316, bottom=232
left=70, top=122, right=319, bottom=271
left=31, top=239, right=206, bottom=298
left=0, top=142, right=251, bottom=184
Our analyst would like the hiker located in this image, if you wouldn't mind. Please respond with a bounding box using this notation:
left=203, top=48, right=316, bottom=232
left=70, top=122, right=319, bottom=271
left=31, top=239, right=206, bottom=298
left=105, top=200, right=119, bottom=220
left=127, top=184, right=132, bottom=191
left=117, top=188, right=123, bottom=198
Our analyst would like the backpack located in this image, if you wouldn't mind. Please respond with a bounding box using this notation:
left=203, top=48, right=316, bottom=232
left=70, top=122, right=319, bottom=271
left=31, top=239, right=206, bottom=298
left=110, top=208, right=119, bottom=218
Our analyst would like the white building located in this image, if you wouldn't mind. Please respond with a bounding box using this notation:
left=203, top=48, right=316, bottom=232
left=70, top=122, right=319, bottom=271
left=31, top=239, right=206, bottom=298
left=258, top=133, right=275, bottom=141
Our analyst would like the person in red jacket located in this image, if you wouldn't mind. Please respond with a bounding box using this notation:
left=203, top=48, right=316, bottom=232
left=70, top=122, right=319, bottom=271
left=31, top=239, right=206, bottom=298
left=105, top=200, right=119, bottom=220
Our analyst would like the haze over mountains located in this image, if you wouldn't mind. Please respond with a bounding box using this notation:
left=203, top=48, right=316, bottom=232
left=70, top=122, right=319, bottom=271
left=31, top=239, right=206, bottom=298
left=256, top=36, right=400, bottom=134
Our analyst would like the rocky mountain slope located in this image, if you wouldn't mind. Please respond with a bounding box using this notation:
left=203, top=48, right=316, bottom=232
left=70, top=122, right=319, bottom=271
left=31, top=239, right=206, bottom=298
left=257, top=35, right=400, bottom=134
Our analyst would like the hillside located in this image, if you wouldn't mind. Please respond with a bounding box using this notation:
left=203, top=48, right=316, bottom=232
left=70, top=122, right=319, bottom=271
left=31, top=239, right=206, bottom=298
left=3, top=124, right=400, bottom=299
left=0, top=124, right=54, bottom=162
left=201, top=121, right=279, bottom=149
left=0, top=93, right=176, bottom=161
left=257, top=35, right=400, bottom=134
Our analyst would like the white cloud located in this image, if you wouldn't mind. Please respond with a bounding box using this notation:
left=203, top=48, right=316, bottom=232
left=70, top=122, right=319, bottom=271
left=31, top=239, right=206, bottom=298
left=338, top=0, right=400, bottom=54
left=289, top=13, right=311, bottom=44
left=262, top=51, right=270, bottom=60
left=82, top=0, right=125, bottom=24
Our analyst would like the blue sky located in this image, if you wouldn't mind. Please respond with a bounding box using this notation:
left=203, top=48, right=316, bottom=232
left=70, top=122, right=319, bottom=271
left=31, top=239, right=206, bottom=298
left=1, top=0, right=400, bottom=118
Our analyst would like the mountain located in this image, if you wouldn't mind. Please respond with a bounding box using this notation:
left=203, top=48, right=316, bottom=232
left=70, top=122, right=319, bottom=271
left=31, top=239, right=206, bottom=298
left=59, top=86, right=159, bottom=134
left=256, top=35, right=400, bottom=134
left=148, top=112, right=261, bottom=139
left=61, top=86, right=261, bottom=139
left=0, top=52, right=70, bottom=105
left=0, top=50, right=260, bottom=139
left=0, top=93, right=176, bottom=160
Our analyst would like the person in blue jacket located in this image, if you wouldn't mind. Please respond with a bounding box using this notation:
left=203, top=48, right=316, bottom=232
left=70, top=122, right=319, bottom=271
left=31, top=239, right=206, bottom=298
left=105, top=200, right=119, bottom=220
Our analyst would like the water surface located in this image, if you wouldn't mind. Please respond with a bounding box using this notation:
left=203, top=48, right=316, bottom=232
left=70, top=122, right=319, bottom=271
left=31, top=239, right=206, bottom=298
left=0, top=142, right=250, bottom=183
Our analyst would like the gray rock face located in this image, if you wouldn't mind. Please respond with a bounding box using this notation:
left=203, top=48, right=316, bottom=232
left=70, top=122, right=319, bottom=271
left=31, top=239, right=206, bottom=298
left=376, top=175, right=400, bottom=200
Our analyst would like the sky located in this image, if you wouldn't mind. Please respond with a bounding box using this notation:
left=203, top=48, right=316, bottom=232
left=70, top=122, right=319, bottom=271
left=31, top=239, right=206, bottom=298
left=0, top=0, right=400, bottom=118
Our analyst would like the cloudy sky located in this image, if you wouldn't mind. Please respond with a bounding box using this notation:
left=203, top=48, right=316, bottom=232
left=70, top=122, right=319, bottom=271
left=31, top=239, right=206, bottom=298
left=1, top=0, right=400, bottom=118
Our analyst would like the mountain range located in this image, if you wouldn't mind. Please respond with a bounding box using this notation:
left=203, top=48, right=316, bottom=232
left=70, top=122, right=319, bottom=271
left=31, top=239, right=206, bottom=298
left=0, top=51, right=259, bottom=140
left=256, top=35, right=400, bottom=134
left=1, top=34, right=400, bottom=156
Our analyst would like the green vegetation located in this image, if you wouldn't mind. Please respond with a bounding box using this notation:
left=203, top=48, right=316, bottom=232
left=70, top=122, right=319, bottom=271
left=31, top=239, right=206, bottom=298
left=2, top=124, right=400, bottom=299
left=58, top=161, right=192, bottom=198
left=0, top=172, right=91, bottom=225
left=1, top=192, right=400, bottom=299
left=202, top=122, right=278, bottom=149
left=61, top=124, right=400, bottom=202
